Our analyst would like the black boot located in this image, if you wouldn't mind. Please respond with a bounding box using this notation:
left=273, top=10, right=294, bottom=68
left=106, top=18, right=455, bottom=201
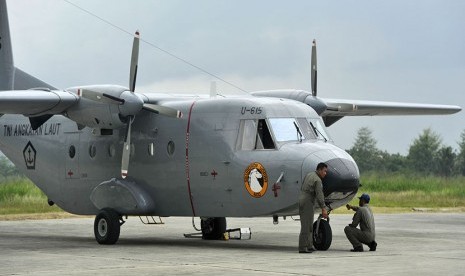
left=369, top=241, right=377, bottom=251
left=350, top=246, right=364, bottom=252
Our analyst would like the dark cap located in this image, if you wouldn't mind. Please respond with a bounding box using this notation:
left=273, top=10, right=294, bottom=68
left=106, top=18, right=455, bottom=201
left=358, top=193, right=370, bottom=203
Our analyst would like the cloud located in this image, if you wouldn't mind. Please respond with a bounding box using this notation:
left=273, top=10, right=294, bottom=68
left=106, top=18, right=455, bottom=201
left=6, top=0, right=464, bottom=155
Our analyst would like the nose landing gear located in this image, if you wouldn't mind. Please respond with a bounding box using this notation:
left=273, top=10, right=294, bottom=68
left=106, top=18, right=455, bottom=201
left=313, top=214, right=332, bottom=250
left=201, top=217, right=227, bottom=240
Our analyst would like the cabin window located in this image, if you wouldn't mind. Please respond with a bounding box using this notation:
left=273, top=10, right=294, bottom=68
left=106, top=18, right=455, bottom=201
left=148, top=142, right=155, bottom=156
left=167, top=140, right=175, bottom=156
left=69, top=145, right=76, bottom=159
left=108, top=144, right=116, bottom=157
left=236, top=119, right=275, bottom=150
left=89, top=144, right=97, bottom=158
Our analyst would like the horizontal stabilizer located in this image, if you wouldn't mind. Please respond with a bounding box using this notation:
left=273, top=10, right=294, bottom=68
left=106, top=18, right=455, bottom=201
left=14, top=68, right=56, bottom=90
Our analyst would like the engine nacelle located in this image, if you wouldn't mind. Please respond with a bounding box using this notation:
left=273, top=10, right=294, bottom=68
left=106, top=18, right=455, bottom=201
left=251, top=89, right=328, bottom=115
left=65, top=85, right=133, bottom=129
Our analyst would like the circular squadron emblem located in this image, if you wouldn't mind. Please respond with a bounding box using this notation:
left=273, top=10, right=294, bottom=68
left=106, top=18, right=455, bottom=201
left=244, top=162, right=268, bottom=198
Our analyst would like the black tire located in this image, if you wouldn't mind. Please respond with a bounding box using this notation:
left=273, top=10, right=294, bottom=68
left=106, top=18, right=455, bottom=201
left=201, top=217, right=226, bottom=240
left=313, top=219, right=332, bottom=250
left=94, top=208, right=121, bottom=245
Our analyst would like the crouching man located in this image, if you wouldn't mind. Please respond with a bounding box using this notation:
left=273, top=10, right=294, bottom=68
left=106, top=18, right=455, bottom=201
left=344, top=193, right=377, bottom=252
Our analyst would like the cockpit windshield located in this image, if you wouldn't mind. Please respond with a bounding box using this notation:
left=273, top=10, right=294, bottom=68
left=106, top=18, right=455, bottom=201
left=268, top=118, right=302, bottom=142
left=236, top=117, right=330, bottom=151
left=308, top=119, right=331, bottom=141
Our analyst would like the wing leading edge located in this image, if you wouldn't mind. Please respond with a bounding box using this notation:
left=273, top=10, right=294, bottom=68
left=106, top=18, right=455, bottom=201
left=321, top=98, right=461, bottom=126
left=322, top=98, right=461, bottom=116
left=0, top=89, right=78, bottom=116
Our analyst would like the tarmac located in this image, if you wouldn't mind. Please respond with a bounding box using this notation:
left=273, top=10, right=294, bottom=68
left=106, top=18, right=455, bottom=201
left=1, top=213, right=464, bottom=276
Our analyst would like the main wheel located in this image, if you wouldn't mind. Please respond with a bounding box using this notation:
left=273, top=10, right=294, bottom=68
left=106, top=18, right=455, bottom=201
left=313, top=219, right=332, bottom=250
left=94, top=208, right=121, bottom=245
left=201, top=217, right=226, bottom=240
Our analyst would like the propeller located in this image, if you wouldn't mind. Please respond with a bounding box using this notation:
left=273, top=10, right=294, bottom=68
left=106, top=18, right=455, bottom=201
left=142, top=104, right=183, bottom=118
left=311, top=39, right=317, bottom=97
left=77, top=88, right=125, bottom=105
left=121, top=116, right=132, bottom=178
left=74, top=31, right=182, bottom=179
left=120, top=31, right=182, bottom=179
left=129, top=31, right=139, bottom=92
left=121, top=31, right=141, bottom=179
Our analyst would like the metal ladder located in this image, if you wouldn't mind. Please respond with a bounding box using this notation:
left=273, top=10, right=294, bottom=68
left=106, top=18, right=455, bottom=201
left=139, top=216, right=164, bottom=225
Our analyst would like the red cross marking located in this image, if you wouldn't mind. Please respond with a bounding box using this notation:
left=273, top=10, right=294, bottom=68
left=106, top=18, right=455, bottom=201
left=272, top=183, right=281, bottom=197
left=211, top=170, right=218, bottom=179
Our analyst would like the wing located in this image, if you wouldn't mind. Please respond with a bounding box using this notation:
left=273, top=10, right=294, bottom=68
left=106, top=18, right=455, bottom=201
left=321, top=98, right=461, bottom=126
left=0, top=89, right=77, bottom=116
left=0, top=89, right=78, bottom=129
left=250, top=89, right=461, bottom=127
left=322, top=98, right=461, bottom=116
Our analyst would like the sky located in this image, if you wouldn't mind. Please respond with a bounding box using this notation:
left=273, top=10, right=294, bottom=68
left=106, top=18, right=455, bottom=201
left=5, top=0, right=465, bottom=154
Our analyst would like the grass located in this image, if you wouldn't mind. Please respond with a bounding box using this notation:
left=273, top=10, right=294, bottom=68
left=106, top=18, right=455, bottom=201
left=356, top=173, right=465, bottom=208
left=0, top=177, right=62, bottom=215
left=1, top=174, right=465, bottom=218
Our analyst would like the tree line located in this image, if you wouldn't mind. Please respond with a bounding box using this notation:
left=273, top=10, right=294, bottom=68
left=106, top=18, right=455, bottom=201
left=0, top=154, right=22, bottom=179
left=347, top=127, right=465, bottom=177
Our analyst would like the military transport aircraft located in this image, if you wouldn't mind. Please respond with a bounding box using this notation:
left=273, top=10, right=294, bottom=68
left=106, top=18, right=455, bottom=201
left=0, top=0, right=461, bottom=249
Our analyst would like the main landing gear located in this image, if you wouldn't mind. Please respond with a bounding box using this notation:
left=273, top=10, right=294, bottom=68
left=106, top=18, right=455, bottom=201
left=312, top=214, right=332, bottom=250
left=94, top=208, right=124, bottom=245
left=93, top=210, right=229, bottom=244
left=201, top=217, right=227, bottom=240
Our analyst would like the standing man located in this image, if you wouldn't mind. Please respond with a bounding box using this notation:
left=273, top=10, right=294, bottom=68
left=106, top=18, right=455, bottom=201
left=298, top=162, right=328, bottom=253
left=345, top=193, right=377, bottom=252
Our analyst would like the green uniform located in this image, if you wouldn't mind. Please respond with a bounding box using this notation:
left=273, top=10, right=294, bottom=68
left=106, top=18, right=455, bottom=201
left=298, top=171, right=326, bottom=251
left=344, top=204, right=376, bottom=248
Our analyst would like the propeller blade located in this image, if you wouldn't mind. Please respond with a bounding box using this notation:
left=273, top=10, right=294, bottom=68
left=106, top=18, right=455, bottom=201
left=129, top=31, right=140, bottom=92
left=311, top=39, right=317, bottom=97
left=121, top=116, right=133, bottom=179
left=77, top=89, right=124, bottom=105
left=143, top=103, right=183, bottom=118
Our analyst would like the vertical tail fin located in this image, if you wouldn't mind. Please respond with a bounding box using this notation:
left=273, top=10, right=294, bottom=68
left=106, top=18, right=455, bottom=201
left=0, top=0, right=14, bottom=90
left=0, top=0, right=55, bottom=90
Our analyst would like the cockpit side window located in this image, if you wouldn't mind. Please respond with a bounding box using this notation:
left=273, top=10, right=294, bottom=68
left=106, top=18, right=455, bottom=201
left=236, top=119, right=275, bottom=150
left=257, top=119, right=275, bottom=149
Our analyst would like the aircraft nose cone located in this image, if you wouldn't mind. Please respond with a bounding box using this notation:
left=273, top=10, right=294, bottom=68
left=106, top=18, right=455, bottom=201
left=323, top=157, right=360, bottom=195
left=302, top=148, right=360, bottom=205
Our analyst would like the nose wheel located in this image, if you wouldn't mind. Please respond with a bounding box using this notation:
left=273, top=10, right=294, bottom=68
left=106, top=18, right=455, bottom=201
left=201, top=217, right=226, bottom=240
left=313, top=216, right=332, bottom=250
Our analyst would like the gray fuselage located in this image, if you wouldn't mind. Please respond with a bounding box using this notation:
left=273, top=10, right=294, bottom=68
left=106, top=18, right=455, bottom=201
left=0, top=96, right=359, bottom=217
